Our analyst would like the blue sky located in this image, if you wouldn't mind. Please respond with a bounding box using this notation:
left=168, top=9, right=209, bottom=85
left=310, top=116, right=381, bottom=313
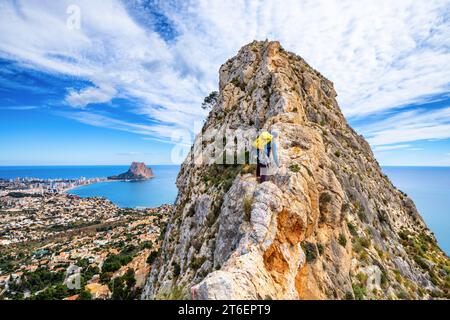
left=0, top=0, right=449, bottom=166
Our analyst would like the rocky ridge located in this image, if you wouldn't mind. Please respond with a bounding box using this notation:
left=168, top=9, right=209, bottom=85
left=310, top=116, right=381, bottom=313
left=142, top=41, right=449, bottom=300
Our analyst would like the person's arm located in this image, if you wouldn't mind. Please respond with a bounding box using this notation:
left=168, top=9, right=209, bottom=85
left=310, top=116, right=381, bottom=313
left=272, top=140, right=280, bottom=167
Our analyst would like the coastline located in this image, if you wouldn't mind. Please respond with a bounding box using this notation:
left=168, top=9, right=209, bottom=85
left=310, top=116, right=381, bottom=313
left=64, top=177, right=157, bottom=194
left=1, top=165, right=177, bottom=211
left=63, top=178, right=115, bottom=193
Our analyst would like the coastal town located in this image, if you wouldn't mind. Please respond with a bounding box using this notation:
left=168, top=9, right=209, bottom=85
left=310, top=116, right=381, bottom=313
left=0, top=178, right=171, bottom=300
left=0, top=177, right=106, bottom=196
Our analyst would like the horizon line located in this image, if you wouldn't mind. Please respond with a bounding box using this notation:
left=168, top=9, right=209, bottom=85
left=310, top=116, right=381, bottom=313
left=0, top=164, right=449, bottom=168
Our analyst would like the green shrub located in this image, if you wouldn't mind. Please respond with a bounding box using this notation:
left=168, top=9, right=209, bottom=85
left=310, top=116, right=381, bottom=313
left=140, top=241, right=153, bottom=250
left=190, top=257, right=207, bottom=270
left=0, top=255, right=15, bottom=273
left=32, top=284, right=74, bottom=300
left=100, top=272, right=113, bottom=284
left=352, top=283, right=366, bottom=300
left=289, top=164, right=300, bottom=172
left=146, top=251, right=159, bottom=265
left=202, top=164, right=242, bottom=190
left=380, top=272, right=389, bottom=289
left=302, top=242, right=318, bottom=262
left=338, top=234, right=347, bottom=247
left=15, top=268, right=65, bottom=294
left=230, top=77, right=245, bottom=91
left=78, top=289, right=92, bottom=300
left=160, top=285, right=187, bottom=300
left=397, top=289, right=409, bottom=300
left=319, top=192, right=332, bottom=205
left=414, top=256, right=430, bottom=271
left=84, top=265, right=100, bottom=282
left=110, top=268, right=138, bottom=300
left=377, top=209, right=388, bottom=224
left=345, top=292, right=354, bottom=300
left=102, top=253, right=132, bottom=273
left=359, top=237, right=371, bottom=248
left=230, top=77, right=240, bottom=87
left=172, top=262, right=181, bottom=277
left=356, top=272, right=368, bottom=284
left=317, top=243, right=324, bottom=255
left=347, top=222, right=358, bottom=237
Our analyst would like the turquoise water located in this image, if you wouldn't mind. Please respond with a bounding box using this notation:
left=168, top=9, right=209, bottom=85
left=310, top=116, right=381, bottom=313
left=69, top=165, right=179, bottom=208
left=0, top=165, right=448, bottom=254
left=0, top=165, right=180, bottom=209
left=383, top=167, right=450, bottom=255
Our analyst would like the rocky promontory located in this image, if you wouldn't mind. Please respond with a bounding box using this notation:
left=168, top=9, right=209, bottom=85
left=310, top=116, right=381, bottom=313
left=108, top=162, right=154, bottom=181
left=142, top=41, right=449, bottom=300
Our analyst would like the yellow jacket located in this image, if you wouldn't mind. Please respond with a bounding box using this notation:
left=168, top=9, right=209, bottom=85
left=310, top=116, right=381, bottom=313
left=253, top=131, right=273, bottom=150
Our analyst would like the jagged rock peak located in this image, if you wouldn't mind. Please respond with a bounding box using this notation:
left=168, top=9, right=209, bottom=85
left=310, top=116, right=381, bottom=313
left=109, top=162, right=154, bottom=180
left=142, top=41, right=449, bottom=300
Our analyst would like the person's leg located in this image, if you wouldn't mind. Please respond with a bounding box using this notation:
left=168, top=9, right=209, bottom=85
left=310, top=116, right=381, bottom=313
left=256, top=149, right=261, bottom=181
left=259, top=164, right=268, bottom=183
left=256, top=162, right=260, bottom=178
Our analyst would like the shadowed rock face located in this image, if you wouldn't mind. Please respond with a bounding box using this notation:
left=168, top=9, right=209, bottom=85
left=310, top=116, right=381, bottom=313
left=142, top=41, right=449, bottom=300
left=109, top=162, right=154, bottom=180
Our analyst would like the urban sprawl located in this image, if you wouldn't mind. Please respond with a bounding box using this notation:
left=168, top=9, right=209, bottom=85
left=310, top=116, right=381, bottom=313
left=0, top=177, right=170, bottom=300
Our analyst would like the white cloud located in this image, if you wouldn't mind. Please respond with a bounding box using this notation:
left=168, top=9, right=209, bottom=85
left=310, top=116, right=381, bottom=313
left=57, top=110, right=176, bottom=138
left=0, top=0, right=449, bottom=142
left=364, top=107, right=450, bottom=146
left=0, top=106, right=38, bottom=110
left=65, top=85, right=117, bottom=108
left=374, top=144, right=410, bottom=152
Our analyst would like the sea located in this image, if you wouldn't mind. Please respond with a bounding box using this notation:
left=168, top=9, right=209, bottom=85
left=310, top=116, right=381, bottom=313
left=0, top=165, right=448, bottom=254
left=0, top=165, right=180, bottom=209
left=382, top=167, right=450, bottom=255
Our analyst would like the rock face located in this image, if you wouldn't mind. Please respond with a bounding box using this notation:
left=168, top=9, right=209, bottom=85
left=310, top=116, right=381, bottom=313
left=109, top=162, right=154, bottom=180
left=142, top=41, right=449, bottom=300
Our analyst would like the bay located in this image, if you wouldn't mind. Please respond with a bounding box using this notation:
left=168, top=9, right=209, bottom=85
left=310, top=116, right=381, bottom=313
left=0, top=165, right=180, bottom=209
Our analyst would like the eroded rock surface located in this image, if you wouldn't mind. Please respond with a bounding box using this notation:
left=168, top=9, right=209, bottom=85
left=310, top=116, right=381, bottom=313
left=142, top=41, right=449, bottom=300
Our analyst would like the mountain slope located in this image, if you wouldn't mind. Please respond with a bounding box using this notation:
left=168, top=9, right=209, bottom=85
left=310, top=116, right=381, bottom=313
left=142, top=41, right=449, bottom=300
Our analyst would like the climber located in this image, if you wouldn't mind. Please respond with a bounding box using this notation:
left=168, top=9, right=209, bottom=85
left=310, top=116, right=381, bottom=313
left=252, top=130, right=280, bottom=183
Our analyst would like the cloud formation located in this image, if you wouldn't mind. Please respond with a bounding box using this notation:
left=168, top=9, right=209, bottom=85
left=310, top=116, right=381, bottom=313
left=364, top=106, right=450, bottom=146
left=373, top=144, right=411, bottom=152
left=0, top=0, right=449, bottom=144
left=65, top=85, right=118, bottom=108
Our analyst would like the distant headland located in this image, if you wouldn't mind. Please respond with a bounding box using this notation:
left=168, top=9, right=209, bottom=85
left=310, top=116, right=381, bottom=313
left=108, top=162, right=154, bottom=181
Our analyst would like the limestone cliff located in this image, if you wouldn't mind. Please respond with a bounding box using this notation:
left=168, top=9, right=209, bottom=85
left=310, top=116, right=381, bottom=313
left=142, top=41, right=449, bottom=300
